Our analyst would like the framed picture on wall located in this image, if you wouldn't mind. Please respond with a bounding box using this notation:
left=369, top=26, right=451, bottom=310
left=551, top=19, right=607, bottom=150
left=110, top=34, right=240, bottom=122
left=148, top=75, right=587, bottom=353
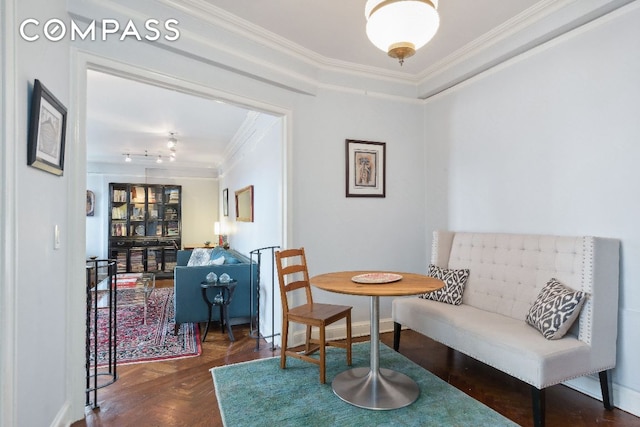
left=86, top=190, right=95, bottom=216
left=345, top=139, right=386, bottom=197
left=27, top=79, right=67, bottom=176
left=223, top=188, right=229, bottom=216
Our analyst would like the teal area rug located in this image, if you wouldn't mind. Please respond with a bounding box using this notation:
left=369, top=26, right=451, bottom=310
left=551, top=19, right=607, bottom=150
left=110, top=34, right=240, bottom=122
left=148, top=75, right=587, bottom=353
left=211, top=342, right=518, bottom=426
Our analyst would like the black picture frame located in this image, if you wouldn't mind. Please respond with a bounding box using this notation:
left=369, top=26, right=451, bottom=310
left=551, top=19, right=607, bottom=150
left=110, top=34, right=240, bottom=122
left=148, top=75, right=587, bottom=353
left=345, top=139, right=386, bottom=197
left=27, top=79, right=67, bottom=176
left=223, top=188, right=229, bottom=216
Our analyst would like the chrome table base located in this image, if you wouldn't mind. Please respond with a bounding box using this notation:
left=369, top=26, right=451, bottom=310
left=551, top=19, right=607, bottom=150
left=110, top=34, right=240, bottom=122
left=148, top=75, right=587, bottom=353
left=332, top=296, right=420, bottom=410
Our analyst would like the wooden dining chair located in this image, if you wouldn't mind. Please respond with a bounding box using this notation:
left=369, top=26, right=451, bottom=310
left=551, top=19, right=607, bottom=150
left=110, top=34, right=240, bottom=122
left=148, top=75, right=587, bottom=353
left=275, top=247, right=352, bottom=384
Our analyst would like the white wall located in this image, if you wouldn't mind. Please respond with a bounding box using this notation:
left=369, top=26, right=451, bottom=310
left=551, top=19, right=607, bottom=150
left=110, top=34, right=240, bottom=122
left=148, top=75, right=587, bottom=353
left=2, top=0, right=79, bottom=426
left=86, top=165, right=219, bottom=259
left=219, top=113, right=284, bottom=345
left=423, top=3, right=640, bottom=415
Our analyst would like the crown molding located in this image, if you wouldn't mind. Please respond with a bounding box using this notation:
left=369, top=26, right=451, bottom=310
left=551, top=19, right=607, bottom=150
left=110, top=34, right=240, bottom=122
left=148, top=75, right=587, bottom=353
left=219, top=111, right=278, bottom=176
left=418, top=0, right=566, bottom=82
left=158, top=0, right=418, bottom=84
left=72, top=0, right=634, bottom=101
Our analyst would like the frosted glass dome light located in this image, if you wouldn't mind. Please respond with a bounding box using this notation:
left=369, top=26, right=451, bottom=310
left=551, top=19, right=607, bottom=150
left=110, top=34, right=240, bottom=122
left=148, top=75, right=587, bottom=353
left=365, top=0, right=440, bottom=65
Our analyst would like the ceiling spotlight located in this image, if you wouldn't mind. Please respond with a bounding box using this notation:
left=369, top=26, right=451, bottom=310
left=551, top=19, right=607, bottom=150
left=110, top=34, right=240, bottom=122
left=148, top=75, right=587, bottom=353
left=365, top=0, right=440, bottom=66
left=124, top=153, right=132, bottom=162
left=167, top=132, right=177, bottom=150
left=156, top=155, right=163, bottom=163
left=169, top=152, right=176, bottom=162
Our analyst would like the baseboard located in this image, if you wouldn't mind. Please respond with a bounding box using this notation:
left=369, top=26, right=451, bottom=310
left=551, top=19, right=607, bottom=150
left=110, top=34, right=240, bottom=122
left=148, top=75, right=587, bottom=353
left=50, top=400, right=70, bottom=427
left=564, top=375, right=640, bottom=418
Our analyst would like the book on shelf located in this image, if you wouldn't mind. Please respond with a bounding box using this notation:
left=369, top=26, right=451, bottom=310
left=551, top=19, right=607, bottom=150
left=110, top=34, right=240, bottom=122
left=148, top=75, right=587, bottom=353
left=111, top=205, right=127, bottom=220
left=147, top=251, right=158, bottom=271
left=130, top=250, right=144, bottom=272
left=131, top=205, right=145, bottom=220
left=116, top=252, right=127, bottom=272
left=131, top=186, right=146, bottom=203
left=148, top=190, right=158, bottom=203
left=112, top=189, right=127, bottom=203
left=166, top=221, right=179, bottom=236
left=164, top=207, right=177, bottom=220
left=111, top=222, right=127, bottom=237
left=166, top=188, right=179, bottom=203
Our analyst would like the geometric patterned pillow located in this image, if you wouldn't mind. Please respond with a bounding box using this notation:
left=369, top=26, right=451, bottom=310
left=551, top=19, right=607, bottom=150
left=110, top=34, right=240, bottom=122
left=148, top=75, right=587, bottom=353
left=187, top=248, right=213, bottom=266
left=526, top=278, right=588, bottom=340
left=419, top=264, right=470, bottom=306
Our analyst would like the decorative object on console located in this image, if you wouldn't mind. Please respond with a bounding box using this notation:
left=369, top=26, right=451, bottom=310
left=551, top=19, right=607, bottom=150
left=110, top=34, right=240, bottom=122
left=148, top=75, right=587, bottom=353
left=214, top=221, right=226, bottom=246
left=28, top=79, right=67, bottom=176
left=364, top=0, right=440, bottom=66
left=419, top=264, right=470, bottom=305
left=346, top=139, right=386, bottom=198
left=526, top=278, right=588, bottom=340
left=206, top=272, right=218, bottom=283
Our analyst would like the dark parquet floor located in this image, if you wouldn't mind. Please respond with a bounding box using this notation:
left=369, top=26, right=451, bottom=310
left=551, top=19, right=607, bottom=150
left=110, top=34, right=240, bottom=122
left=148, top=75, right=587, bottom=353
left=74, top=281, right=640, bottom=427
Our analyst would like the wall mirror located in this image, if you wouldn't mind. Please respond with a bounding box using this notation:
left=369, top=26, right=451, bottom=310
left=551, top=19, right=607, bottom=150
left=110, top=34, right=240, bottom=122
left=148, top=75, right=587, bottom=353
left=235, top=185, right=254, bottom=222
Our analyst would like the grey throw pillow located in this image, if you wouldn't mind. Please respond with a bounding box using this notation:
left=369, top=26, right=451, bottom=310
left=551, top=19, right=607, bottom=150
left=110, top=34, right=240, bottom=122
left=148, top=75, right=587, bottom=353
left=526, top=278, right=588, bottom=340
left=419, top=264, right=470, bottom=305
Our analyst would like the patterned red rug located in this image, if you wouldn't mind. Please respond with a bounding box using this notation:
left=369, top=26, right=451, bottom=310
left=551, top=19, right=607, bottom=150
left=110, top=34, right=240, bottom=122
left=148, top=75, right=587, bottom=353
left=90, top=288, right=201, bottom=366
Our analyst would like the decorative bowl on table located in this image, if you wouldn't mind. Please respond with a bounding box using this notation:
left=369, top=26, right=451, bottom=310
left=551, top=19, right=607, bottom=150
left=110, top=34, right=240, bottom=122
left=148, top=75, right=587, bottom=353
left=351, top=272, right=403, bottom=284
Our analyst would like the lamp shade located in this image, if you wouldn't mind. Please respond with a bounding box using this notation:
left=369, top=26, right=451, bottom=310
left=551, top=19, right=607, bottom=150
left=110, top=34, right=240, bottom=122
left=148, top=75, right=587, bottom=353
left=365, top=0, right=440, bottom=63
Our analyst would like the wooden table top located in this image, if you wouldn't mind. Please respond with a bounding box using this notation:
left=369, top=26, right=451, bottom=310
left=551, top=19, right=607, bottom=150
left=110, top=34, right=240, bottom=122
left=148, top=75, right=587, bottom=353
left=310, top=271, right=444, bottom=297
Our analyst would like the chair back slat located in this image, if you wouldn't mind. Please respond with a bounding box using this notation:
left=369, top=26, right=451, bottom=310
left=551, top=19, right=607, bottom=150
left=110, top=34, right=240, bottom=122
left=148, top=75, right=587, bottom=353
left=275, top=247, right=313, bottom=312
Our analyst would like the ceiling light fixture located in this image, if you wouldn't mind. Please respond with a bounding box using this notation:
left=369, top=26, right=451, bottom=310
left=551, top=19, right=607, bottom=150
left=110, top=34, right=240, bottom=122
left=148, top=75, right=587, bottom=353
left=365, top=0, right=440, bottom=66
left=122, top=133, right=179, bottom=164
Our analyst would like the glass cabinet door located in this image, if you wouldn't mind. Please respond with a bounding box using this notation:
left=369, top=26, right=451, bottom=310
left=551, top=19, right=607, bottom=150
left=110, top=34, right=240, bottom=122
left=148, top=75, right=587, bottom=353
left=163, top=248, right=177, bottom=273
left=129, top=248, right=145, bottom=272
left=147, top=248, right=162, bottom=272
left=110, top=249, right=128, bottom=273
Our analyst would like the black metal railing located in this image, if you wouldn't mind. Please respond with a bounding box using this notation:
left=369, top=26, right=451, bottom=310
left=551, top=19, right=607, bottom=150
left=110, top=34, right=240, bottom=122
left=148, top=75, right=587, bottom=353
left=249, top=246, right=280, bottom=351
left=85, top=258, right=118, bottom=409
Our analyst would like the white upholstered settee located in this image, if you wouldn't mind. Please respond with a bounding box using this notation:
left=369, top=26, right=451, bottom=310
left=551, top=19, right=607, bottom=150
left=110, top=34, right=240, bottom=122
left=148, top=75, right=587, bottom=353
left=393, top=231, right=620, bottom=427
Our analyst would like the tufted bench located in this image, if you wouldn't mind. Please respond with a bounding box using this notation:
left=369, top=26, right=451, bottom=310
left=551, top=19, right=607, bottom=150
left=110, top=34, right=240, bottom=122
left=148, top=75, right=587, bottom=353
left=393, top=231, right=620, bottom=427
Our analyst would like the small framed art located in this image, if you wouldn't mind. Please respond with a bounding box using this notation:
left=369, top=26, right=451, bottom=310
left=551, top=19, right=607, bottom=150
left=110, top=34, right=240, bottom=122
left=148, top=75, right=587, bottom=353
left=345, top=139, right=386, bottom=197
left=223, top=188, right=229, bottom=216
left=27, top=79, right=67, bottom=176
left=86, top=190, right=95, bottom=216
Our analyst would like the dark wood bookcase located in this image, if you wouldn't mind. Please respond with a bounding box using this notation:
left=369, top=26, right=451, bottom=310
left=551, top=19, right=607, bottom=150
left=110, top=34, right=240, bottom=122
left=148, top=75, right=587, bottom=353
left=108, top=183, right=182, bottom=278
